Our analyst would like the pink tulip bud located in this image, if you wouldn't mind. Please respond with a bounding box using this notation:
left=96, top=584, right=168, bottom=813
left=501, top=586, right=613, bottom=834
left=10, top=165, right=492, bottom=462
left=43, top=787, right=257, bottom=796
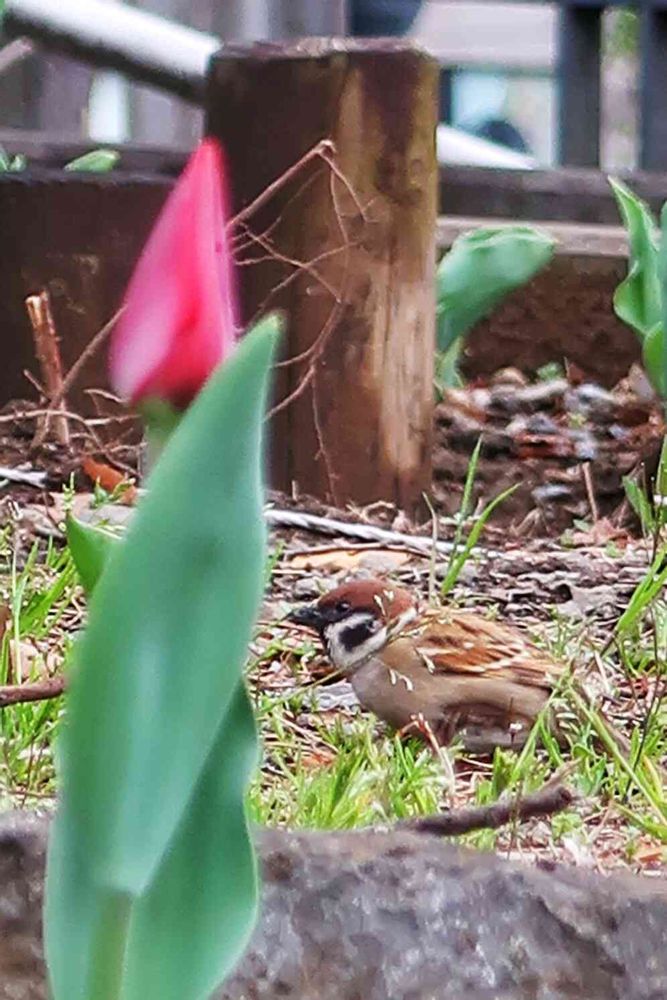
left=109, top=138, right=238, bottom=408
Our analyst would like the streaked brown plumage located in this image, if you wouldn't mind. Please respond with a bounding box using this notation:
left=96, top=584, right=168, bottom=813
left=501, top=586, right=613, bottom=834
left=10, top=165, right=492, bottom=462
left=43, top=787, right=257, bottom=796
left=289, top=577, right=569, bottom=753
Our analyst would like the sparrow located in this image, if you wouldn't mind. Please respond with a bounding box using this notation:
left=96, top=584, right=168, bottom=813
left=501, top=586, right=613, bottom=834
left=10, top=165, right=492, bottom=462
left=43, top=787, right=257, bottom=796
left=288, top=577, right=569, bottom=753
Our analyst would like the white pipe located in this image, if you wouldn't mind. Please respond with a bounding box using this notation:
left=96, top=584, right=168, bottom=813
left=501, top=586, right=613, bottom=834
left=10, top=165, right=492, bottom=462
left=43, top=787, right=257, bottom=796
left=437, top=124, right=536, bottom=170
left=3, top=0, right=219, bottom=101
left=4, top=0, right=538, bottom=169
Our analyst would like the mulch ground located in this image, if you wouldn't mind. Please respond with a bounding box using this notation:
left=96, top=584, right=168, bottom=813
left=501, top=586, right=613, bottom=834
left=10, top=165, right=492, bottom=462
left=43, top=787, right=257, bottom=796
left=0, top=361, right=664, bottom=876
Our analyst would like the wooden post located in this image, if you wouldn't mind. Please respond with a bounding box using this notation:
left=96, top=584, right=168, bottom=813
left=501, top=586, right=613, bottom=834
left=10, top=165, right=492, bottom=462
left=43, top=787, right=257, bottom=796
left=206, top=39, right=437, bottom=513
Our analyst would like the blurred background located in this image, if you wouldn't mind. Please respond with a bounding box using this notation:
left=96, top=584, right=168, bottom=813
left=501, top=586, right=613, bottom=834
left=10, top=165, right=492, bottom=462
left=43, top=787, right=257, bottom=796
left=0, top=0, right=640, bottom=171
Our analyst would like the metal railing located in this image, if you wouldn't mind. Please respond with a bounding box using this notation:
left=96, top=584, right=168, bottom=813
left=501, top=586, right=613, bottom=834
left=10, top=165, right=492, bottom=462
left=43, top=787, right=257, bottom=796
left=2, top=0, right=534, bottom=169
left=5, top=0, right=667, bottom=170
left=558, top=0, right=667, bottom=169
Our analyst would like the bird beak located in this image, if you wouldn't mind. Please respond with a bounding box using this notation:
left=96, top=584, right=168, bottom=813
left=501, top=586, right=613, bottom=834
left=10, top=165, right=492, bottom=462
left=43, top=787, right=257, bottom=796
left=287, top=603, right=324, bottom=630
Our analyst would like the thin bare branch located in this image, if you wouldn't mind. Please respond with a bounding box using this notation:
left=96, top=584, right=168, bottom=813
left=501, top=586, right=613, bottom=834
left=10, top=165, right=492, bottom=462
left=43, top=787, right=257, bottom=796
left=229, top=139, right=335, bottom=231
left=54, top=306, right=125, bottom=408
left=0, top=677, right=66, bottom=708
left=25, top=290, right=70, bottom=448
left=401, top=783, right=576, bottom=837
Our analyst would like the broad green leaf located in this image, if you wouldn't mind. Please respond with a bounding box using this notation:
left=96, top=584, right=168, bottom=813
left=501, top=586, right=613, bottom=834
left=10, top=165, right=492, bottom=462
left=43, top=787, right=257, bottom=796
left=0, top=145, right=25, bottom=172
left=46, top=683, right=258, bottom=1000
left=434, top=339, right=463, bottom=394
left=64, top=149, right=120, bottom=172
left=54, top=315, right=279, bottom=894
left=609, top=177, right=661, bottom=339
left=642, top=323, right=667, bottom=399
left=66, top=515, right=119, bottom=595
left=435, top=226, right=554, bottom=353
left=9, top=153, right=26, bottom=171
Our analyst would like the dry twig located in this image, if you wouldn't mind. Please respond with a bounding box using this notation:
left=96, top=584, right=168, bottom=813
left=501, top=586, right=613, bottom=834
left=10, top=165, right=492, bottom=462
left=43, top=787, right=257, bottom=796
left=0, top=676, right=66, bottom=708
left=229, top=139, right=338, bottom=231
left=582, top=462, right=600, bottom=523
left=53, top=306, right=124, bottom=409
left=25, top=290, right=70, bottom=448
left=401, top=781, right=575, bottom=837
left=229, top=139, right=365, bottom=470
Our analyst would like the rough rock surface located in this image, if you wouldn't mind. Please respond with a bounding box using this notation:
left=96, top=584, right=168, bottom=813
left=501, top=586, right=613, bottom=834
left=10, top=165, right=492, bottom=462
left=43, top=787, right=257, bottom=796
left=1, top=812, right=666, bottom=1000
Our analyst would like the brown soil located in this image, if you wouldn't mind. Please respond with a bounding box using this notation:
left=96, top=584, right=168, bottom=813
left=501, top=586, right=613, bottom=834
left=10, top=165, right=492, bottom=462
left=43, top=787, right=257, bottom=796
left=0, top=360, right=662, bottom=542
left=432, top=365, right=664, bottom=534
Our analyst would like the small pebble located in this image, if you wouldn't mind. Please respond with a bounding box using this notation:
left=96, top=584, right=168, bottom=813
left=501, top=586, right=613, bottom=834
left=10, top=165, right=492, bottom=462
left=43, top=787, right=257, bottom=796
left=564, top=383, right=615, bottom=420
left=489, top=367, right=529, bottom=388
left=293, top=577, right=325, bottom=600
left=532, top=484, right=572, bottom=504
left=490, top=379, right=568, bottom=414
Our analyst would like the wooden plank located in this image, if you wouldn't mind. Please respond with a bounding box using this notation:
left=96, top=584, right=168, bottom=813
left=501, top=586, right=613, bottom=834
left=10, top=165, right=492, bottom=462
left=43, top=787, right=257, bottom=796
left=437, top=215, right=628, bottom=257
left=0, top=164, right=644, bottom=453
left=438, top=163, right=667, bottom=224
left=0, top=173, right=171, bottom=412
left=0, top=128, right=190, bottom=171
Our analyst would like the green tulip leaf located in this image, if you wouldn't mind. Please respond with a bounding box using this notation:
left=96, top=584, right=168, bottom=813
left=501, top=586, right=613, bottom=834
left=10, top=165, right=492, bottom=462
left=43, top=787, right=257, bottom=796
left=46, top=682, right=259, bottom=1000
left=66, top=516, right=119, bottom=595
left=122, top=682, right=258, bottom=1000
left=610, top=177, right=661, bottom=340
left=436, top=225, right=555, bottom=355
left=45, top=314, right=280, bottom=1000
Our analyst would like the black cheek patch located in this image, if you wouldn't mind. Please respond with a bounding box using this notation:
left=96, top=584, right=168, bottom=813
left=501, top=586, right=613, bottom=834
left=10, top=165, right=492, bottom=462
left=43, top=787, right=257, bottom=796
left=340, top=618, right=377, bottom=651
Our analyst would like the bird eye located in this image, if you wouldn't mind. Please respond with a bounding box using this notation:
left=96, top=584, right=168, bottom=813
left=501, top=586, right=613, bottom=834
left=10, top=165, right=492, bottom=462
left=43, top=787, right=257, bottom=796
left=336, top=600, right=351, bottom=614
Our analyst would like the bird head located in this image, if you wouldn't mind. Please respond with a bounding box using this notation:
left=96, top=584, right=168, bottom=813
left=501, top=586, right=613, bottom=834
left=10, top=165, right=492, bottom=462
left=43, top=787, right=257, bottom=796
left=288, top=577, right=417, bottom=672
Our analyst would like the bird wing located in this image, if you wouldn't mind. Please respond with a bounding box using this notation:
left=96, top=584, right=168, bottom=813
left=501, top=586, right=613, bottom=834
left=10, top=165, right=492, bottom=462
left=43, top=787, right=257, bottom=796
left=401, top=609, right=563, bottom=691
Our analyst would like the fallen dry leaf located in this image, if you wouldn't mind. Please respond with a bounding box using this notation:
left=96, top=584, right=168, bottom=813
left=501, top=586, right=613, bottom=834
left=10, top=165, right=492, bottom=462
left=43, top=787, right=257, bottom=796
left=287, top=548, right=411, bottom=572
left=82, top=457, right=137, bottom=505
left=568, top=518, right=629, bottom=548
left=9, top=639, right=60, bottom=683
left=634, top=841, right=665, bottom=866
left=514, top=434, right=574, bottom=460
left=300, top=749, right=338, bottom=770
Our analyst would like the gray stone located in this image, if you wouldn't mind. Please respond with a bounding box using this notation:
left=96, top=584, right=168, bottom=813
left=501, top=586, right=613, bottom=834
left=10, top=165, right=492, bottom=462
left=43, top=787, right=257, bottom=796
left=0, top=813, right=47, bottom=1000
left=306, top=679, right=360, bottom=712
left=292, top=577, right=327, bottom=600
left=564, top=383, right=617, bottom=419
left=1, top=813, right=666, bottom=1000
left=489, top=379, right=568, bottom=414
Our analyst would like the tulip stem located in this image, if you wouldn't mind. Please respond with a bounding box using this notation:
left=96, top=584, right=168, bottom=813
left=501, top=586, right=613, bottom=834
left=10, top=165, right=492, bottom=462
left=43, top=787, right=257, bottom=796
left=140, top=399, right=181, bottom=472
left=87, top=891, right=132, bottom=1000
